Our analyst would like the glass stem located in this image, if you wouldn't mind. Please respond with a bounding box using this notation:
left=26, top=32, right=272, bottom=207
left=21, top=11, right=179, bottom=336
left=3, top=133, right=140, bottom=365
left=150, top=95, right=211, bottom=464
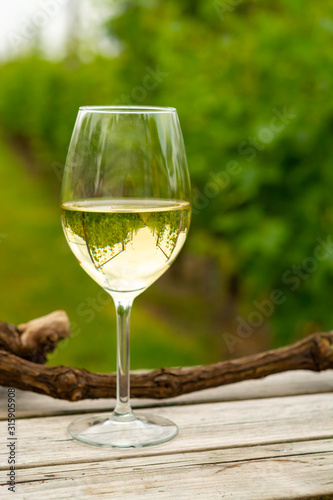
left=113, top=298, right=134, bottom=418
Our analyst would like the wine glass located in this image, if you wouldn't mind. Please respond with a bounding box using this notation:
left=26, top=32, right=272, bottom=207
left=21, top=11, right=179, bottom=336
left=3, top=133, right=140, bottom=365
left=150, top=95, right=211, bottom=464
left=60, top=106, right=191, bottom=448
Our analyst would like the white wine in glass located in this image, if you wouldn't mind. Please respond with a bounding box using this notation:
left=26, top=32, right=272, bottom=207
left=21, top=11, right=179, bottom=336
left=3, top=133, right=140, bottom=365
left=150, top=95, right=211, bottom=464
left=61, top=106, right=191, bottom=448
left=61, top=199, right=191, bottom=294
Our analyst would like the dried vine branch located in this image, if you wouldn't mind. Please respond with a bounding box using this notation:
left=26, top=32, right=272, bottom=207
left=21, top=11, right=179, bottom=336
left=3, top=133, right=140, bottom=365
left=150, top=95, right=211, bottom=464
left=0, top=311, right=332, bottom=401
left=0, top=311, right=70, bottom=363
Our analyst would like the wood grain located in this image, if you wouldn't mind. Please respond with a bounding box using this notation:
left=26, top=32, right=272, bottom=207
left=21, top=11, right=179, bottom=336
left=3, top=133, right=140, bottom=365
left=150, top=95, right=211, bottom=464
left=1, top=393, right=331, bottom=469
left=0, top=372, right=332, bottom=499
left=0, top=370, right=332, bottom=419
left=2, top=443, right=333, bottom=500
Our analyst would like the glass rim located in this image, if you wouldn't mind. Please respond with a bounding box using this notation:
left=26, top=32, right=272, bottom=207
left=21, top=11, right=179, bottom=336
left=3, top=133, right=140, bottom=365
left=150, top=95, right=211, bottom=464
left=79, top=105, right=177, bottom=114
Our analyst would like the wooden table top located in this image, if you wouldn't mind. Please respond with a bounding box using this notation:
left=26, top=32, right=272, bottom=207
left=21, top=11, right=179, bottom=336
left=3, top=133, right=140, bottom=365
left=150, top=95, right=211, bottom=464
left=1, top=370, right=332, bottom=499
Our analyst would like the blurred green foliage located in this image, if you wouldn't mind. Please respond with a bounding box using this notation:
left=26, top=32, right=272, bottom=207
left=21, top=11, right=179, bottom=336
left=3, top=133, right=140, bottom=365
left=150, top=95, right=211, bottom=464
left=1, top=0, right=333, bottom=369
left=0, top=135, right=208, bottom=371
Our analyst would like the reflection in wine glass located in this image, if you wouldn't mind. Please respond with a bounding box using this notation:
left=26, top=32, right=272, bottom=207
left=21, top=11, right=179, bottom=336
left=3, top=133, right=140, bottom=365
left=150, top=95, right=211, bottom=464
left=61, top=106, right=191, bottom=448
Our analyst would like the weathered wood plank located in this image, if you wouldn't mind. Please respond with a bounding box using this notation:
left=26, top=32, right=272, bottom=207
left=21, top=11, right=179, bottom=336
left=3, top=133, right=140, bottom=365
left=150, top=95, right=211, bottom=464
left=0, top=393, right=332, bottom=470
left=0, top=373, right=332, bottom=499
left=1, top=370, right=332, bottom=419
left=2, top=443, right=333, bottom=499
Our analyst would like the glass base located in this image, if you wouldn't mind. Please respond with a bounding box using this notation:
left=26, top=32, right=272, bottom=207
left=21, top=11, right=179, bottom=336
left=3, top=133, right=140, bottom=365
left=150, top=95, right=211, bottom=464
left=67, top=412, right=178, bottom=448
